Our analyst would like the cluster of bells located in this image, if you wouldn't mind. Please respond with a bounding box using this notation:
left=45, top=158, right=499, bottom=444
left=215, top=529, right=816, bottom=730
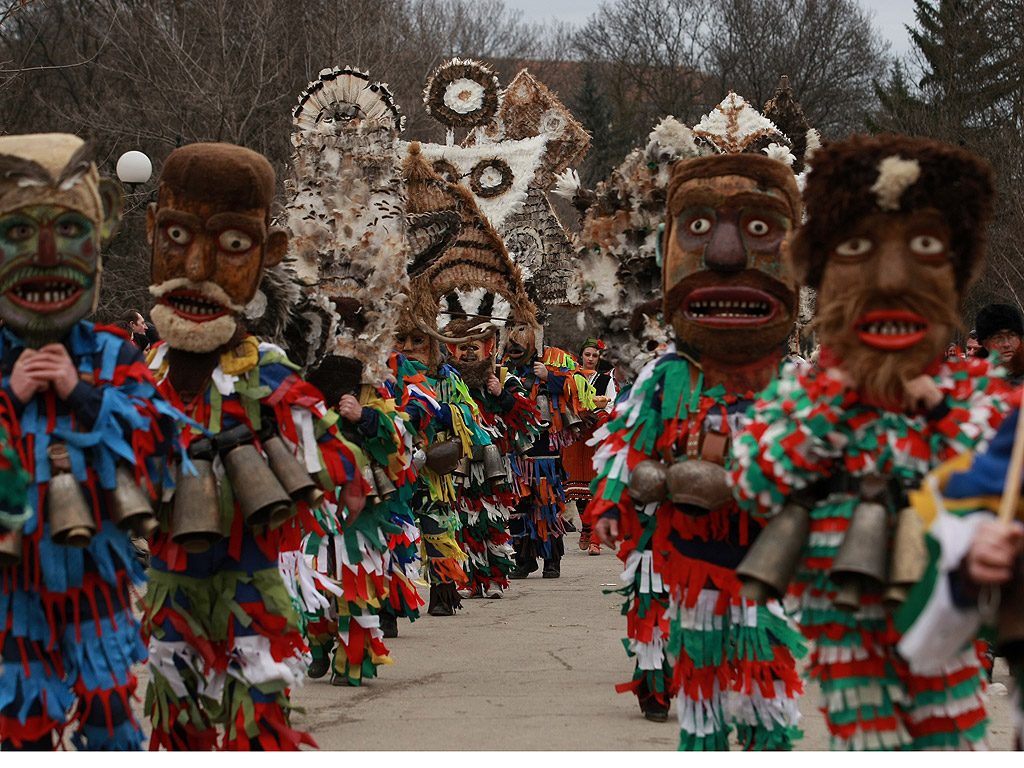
left=171, top=424, right=324, bottom=553
left=0, top=442, right=163, bottom=567
left=419, top=438, right=507, bottom=483
left=535, top=393, right=583, bottom=437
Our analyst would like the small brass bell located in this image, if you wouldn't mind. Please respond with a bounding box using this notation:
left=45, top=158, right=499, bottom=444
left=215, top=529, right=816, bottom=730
left=563, top=407, right=583, bottom=434
left=665, top=459, right=732, bottom=515
left=47, top=443, right=95, bottom=548
left=0, top=527, right=22, bottom=567
left=882, top=506, right=928, bottom=612
left=453, top=456, right=471, bottom=478
left=482, top=444, right=506, bottom=481
left=830, top=500, right=889, bottom=612
left=108, top=465, right=159, bottom=538
left=628, top=460, right=668, bottom=506
left=514, top=432, right=535, bottom=456
left=363, top=465, right=380, bottom=507
left=372, top=466, right=397, bottom=499
left=738, top=502, right=811, bottom=602
left=535, top=394, right=552, bottom=429
left=264, top=435, right=324, bottom=509
left=171, top=458, right=223, bottom=553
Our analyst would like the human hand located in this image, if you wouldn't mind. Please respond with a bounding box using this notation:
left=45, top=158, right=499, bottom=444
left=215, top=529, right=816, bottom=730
left=594, top=517, right=619, bottom=549
left=966, top=518, right=1024, bottom=586
left=486, top=375, right=502, bottom=396
left=35, top=344, right=80, bottom=399
left=338, top=394, right=363, bottom=423
left=902, top=374, right=944, bottom=412
left=8, top=348, right=47, bottom=403
left=532, top=361, right=548, bottom=381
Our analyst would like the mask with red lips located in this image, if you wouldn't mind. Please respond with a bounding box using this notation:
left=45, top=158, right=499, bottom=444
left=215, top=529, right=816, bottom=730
left=662, top=154, right=801, bottom=370
left=147, top=143, right=288, bottom=353
left=790, top=134, right=996, bottom=407
left=0, top=134, right=121, bottom=347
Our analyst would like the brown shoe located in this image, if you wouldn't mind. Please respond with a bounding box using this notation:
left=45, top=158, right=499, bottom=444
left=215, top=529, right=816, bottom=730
left=579, top=524, right=591, bottom=550
left=588, top=539, right=601, bottom=556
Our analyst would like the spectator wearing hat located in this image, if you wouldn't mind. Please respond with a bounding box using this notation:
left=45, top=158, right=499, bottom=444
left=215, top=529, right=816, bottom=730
left=976, top=302, right=1024, bottom=386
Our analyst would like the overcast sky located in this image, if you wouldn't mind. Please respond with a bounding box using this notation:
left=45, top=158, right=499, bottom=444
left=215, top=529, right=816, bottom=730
left=504, top=0, right=919, bottom=56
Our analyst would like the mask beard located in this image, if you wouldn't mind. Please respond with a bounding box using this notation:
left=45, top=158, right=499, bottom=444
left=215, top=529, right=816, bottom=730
left=449, top=356, right=495, bottom=390
left=151, top=302, right=238, bottom=353
left=815, top=277, right=960, bottom=406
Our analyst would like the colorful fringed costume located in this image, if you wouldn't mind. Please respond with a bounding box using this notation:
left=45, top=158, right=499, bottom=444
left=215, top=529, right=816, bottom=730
left=505, top=346, right=594, bottom=577
left=897, top=404, right=1024, bottom=748
left=730, top=358, right=1010, bottom=749
left=144, top=338, right=362, bottom=748
left=586, top=348, right=805, bottom=749
left=302, top=375, right=416, bottom=685
left=1, top=323, right=175, bottom=750
left=454, top=363, right=542, bottom=597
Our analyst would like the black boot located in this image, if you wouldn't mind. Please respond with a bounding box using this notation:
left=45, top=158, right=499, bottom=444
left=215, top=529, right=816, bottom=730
left=428, top=582, right=462, bottom=616
left=380, top=611, right=398, bottom=638
left=542, top=555, right=560, bottom=579
left=636, top=676, right=670, bottom=722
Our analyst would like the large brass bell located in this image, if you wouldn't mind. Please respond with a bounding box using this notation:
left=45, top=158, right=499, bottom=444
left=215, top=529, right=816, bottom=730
left=0, top=527, right=22, bottom=567
left=882, top=506, right=928, bottom=612
left=263, top=435, right=325, bottom=509
left=171, top=452, right=223, bottom=553
left=425, top=438, right=462, bottom=475
left=628, top=460, right=668, bottom=506
left=665, top=459, right=732, bottom=515
left=482, top=444, right=506, bottom=481
left=514, top=431, right=535, bottom=456
left=738, top=502, right=811, bottom=602
left=535, top=394, right=552, bottom=428
left=108, top=465, right=159, bottom=538
left=218, top=425, right=292, bottom=529
left=830, top=495, right=889, bottom=612
left=372, top=466, right=397, bottom=500
left=47, top=443, right=95, bottom=548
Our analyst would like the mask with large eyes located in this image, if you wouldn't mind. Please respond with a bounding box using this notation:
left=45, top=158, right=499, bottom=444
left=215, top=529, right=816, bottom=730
left=396, top=331, right=433, bottom=366
left=504, top=323, right=536, bottom=366
left=661, top=161, right=799, bottom=365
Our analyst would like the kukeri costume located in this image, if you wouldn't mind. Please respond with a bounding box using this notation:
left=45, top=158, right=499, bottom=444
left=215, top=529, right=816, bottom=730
left=584, top=94, right=810, bottom=745
left=731, top=134, right=1010, bottom=750
left=142, top=142, right=363, bottom=749
left=0, top=134, right=176, bottom=751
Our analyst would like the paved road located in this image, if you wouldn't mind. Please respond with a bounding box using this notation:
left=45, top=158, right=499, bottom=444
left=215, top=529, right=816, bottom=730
left=278, top=539, right=1017, bottom=751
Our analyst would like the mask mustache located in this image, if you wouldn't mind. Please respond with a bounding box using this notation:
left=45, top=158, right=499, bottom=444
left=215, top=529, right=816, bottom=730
left=149, top=277, right=245, bottom=313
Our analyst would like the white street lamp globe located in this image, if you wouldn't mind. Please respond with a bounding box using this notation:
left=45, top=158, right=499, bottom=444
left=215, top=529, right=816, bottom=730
left=116, top=151, right=152, bottom=185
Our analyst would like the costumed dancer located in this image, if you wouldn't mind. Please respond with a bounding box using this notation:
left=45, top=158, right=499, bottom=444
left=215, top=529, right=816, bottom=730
left=587, top=96, right=809, bottom=746
left=730, top=134, right=1011, bottom=750
left=0, top=134, right=176, bottom=750
left=281, top=67, right=421, bottom=674
left=442, top=317, right=542, bottom=598
left=142, top=142, right=363, bottom=749
left=564, top=337, right=617, bottom=555
left=896, top=395, right=1024, bottom=749
left=504, top=324, right=595, bottom=579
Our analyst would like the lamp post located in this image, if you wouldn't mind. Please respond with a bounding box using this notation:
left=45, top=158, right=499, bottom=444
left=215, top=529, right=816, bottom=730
left=115, top=150, right=153, bottom=193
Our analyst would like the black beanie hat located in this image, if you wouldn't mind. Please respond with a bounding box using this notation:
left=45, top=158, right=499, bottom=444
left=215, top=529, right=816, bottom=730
left=975, top=303, right=1024, bottom=343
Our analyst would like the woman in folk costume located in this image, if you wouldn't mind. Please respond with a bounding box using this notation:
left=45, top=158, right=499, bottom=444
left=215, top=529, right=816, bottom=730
left=564, top=337, right=617, bottom=555
left=587, top=94, right=810, bottom=747
left=277, top=67, right=423, bottom=679
left=0, top=134, right=177, bottom=751
left=896, top=395, right=1024, bottom=749
left=730, top=134, right=1012, bottom=749
left=142, top=142, right=365, bottom=750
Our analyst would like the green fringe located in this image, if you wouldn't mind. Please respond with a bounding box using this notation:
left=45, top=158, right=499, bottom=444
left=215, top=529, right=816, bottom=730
left=679, top=726, right=731, bottom=752
left=735, top=722, right=801, bottom=751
